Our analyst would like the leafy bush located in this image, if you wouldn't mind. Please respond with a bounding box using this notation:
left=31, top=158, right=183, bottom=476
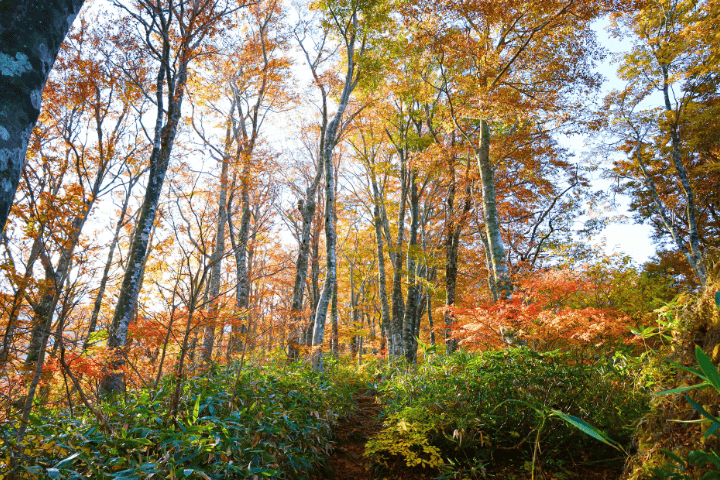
left=365, top=348, right=649, bottom=477
left=0, top=361, right=356, bottom=479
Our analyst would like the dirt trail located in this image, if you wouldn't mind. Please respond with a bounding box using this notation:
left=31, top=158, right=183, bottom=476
left=312, top=391, right=435, bottom=480
left=312, top=392, right=382, bottom=480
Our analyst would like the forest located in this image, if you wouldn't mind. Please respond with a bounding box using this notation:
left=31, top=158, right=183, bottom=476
left=0, top=0, right=719, bottom=478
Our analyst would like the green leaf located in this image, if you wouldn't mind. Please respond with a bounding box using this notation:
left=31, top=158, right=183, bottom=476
left=714, top=291, right=719, bottom=308
left=46, top=468, right=60, bottom=479
left=55, top=452, right=81, bottom=468
left=706, top=421, right=720, bottom=439
left=688, top=450, right=710, bottom=466
left=666, top=357, right=704, bottom=378
left=659, top=449, right=686, bottom=468
left=191, top=396, right=201, bottom=425
left=550, top=410, right=619, bottom=449
left=695, top=346, right=720, bottom=392
left=684, top=395, right=720, bottom=438
left=656, top=383, right=708, bottom=395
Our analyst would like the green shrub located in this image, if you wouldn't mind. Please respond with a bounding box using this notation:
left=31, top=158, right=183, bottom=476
left=365, top=348, right=649, bottom=477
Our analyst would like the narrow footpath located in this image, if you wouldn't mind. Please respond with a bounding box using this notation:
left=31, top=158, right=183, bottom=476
left=313, top=391, right=436, bottom=480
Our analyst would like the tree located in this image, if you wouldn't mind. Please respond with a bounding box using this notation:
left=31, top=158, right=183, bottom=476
left=603, top=0, right=720, bottom=286
left=190, top=0, right=291, bottom=362
left=293, top=0, right=390, bottom=370
left=2, top=13, right=146, bottom=436
left=0, top=0, right=86, bottom=234
left=409, top=0, right=608, bottom=299
left=102, top=0, right=239, bottom=395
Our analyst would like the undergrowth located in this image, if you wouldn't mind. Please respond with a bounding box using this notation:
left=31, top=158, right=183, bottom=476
left=364, top=348, right=650, bottom=479
left=0, top=360, right=358, bottom=479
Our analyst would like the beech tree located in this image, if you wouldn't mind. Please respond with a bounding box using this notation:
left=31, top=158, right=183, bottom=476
left=3, top=14, right=145, bottom=436
left=190, top=0, right=291, bottom=362
left=0, top=0, right=86, bottom=234
left=408, top=0, right=609, bottom=299
left=293, top=0, right=390, bottom=370
left=603, top=0, right=720, bottom=286
left=102, top=0, right=240, bottom=394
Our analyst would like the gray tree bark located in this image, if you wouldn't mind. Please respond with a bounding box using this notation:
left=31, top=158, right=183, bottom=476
left=0, top=0, right=86, bottom=234
left=84, top=172, right=140, bottom=351
left=287, top=172, right=324, bottom=360
left=402, top=172, right=420, bottom=363
left=103, top=0, right=210, bottom=395
left=660, top=63, right=706, bottom=284
left=370, top=175, right=392, bottom=354
left=200, top=117, right=233, bottom=364
left=474, top=120, right=512, bottom=298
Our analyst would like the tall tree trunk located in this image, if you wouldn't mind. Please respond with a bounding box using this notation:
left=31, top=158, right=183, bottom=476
left=403, top=172, right=420, bottom=363
left=311, top=145, right=337, bottom=372
left=370, top=176, right=392, bottom=355
left=387, top=159, right=407, bottom=357
left=200, top=125, right=232, bottom=364
left=302, top=5, right=362, bottom=371
left=0, top=229, right=44, bottom=364
left=331, top=276, right=339, bottom=356
left=18, top=211, right=88, bottom=438
left=228, top=158, right=251, bottom=356
left=445, top=169, right=472, bottom=353
left=307, top=199, right=323, bottom=343
left=103, top=51, right=190, bottom=395
left=84, top=176, right=138, bottom=350
left=427, top=280, right=435, bottom=347
left=26, top=155, right=108, bottom=366
left=661, top=63, right=706, bottom=284
left=474, top=120, right=512, bottom=298
left=0, top=0, right=86, bottom=234
left=286, top=159, right=324, bottom=360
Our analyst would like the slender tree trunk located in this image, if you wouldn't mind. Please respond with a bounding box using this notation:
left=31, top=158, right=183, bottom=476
left=306, top=7, right=361, bottom=371
left=170, top=306, right=196, bottom=418
left=311, top=148, right=337, bottom=372
left=427, top=283, right=435, bottom=347
left=19, top=212, right=92, bottom=437
left=403, top=172, right=420, bottom=363
left=331, top=276, right=339, bottom=356
left=307, top=202, right=323, bottom=343
left=474, top=120, right=512, bottom=298
left=634, top=141, right=704, bottom=285
left=85, top=177, right=137, bottom=350
left=200, top=135, right=231, bottom=364
left=0, top=0, right=86, bottom=234
left=661, top=63, right=706, bottom=284
left=445, top=171, right=472, bottom=353
left=103, top=53, right=190, bottom=395
left=286, top=159, right=324, bottom=360
left=25, top=207, right=94, bottom=366
left=229, top=158, right=252, bottom=356
left=349, top=257, right=358, bottom=358
left=370, top=176, right=392, bottom=355
left=387, top=162, right=407, bottom=357
left=0, top=230, right=43, bottom=364
left=17, top=292, right=55, bottom=440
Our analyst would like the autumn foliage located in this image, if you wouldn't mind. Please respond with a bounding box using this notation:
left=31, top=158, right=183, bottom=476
left=450, top=267, right=637, bottom=351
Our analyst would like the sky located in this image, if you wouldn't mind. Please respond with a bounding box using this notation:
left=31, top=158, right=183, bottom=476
left=561, top=17, right=656, bottom=265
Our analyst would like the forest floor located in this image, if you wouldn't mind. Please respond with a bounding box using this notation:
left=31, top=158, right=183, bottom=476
left=311, top=391, right=437, bottom=480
